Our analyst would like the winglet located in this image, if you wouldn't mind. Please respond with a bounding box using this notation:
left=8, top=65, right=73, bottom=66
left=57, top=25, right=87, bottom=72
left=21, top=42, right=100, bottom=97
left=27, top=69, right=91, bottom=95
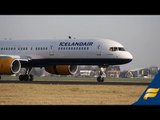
left=133, top=70, right=160, bottom=105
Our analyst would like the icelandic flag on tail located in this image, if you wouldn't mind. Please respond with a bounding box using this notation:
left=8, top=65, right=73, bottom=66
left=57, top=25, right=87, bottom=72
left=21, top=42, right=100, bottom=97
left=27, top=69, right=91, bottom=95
left=133, top=70, right=160, bottom=105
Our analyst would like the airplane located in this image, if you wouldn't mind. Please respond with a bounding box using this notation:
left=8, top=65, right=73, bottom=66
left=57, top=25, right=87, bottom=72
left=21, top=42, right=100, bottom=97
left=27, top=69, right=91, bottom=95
left=0, top=37, right=133, bottom=82
left=133, top=70, right=160, bottom=105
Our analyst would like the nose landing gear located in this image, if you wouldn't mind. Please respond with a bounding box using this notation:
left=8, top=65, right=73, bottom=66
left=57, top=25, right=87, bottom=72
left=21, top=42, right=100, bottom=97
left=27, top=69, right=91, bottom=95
left=97, top=76, right=104, bottom=82
left=97, top=65, right=108, bottom=83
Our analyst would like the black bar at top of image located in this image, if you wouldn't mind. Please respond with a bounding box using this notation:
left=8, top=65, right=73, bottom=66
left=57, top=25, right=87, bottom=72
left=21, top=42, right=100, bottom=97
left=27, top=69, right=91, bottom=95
left=0, top=2, right=160, bottom=15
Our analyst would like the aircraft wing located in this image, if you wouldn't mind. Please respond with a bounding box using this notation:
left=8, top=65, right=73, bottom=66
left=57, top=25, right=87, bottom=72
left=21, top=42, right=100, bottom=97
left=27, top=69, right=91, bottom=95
left=0, top=54, right=31, bottom=62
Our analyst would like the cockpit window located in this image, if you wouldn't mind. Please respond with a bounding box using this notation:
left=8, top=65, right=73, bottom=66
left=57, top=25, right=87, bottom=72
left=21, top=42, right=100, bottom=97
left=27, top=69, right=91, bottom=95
left=118, top=47, right=125, bottom=51
left=109, top=47, right=125, bottom=51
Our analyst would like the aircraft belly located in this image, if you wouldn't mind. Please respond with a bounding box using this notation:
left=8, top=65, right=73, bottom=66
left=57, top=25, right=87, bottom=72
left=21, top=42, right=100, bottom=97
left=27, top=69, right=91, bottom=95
left=21, top=58, right=132, bottom=67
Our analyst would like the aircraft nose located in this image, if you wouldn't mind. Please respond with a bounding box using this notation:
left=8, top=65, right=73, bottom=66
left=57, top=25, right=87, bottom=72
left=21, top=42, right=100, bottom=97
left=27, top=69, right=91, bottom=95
left=127, top=52, right=133, bottom=62
left=128, top=52, right=133, bottom=59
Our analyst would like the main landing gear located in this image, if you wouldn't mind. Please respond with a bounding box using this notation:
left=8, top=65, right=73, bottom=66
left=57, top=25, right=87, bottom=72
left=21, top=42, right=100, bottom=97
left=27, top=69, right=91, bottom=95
left=97, top=65, right=108, bottom=83
left=19, top=68, right=34, bottom=81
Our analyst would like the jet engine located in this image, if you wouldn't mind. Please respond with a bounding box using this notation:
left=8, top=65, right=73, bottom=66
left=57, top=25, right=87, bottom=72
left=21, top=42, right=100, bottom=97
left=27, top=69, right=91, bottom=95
left=45, top=65, right=78, bottom=75
left=0, top=58, right=21, bottom=74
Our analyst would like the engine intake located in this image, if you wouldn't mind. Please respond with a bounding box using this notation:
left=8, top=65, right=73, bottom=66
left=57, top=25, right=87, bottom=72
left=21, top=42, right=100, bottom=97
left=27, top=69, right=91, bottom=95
left=0, top=58, right=21, bottom=74
left=45, top=65, right=78, bottom=75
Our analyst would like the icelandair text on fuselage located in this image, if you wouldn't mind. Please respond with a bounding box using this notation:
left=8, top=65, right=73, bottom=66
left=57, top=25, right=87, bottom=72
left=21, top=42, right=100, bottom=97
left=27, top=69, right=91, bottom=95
left=59, top=42, right=93, bottom=46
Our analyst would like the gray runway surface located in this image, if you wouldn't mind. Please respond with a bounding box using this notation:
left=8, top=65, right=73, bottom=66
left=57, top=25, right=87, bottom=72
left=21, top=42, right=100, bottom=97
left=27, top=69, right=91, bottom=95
left=0, top=80, right=149, bottom=85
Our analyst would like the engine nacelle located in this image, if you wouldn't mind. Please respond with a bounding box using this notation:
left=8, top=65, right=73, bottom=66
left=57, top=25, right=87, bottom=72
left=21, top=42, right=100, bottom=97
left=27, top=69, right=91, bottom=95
left=0, top=58, right=21, bottom=74
left=45, top=65, right=78, bottom=75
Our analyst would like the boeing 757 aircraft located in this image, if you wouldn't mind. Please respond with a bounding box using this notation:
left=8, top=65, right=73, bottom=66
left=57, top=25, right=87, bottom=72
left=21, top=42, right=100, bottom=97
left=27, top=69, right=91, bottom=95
left=0, top=37, right=133, bottom=82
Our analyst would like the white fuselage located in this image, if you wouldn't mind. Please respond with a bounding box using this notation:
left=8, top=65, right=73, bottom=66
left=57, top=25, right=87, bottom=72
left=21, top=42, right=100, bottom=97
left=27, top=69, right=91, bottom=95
left=0, top=38, right=133, bottom=67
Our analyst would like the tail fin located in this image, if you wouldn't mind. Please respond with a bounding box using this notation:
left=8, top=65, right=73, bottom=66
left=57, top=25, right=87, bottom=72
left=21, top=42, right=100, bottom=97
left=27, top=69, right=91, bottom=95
left=133, top=71, right=160, bottom=105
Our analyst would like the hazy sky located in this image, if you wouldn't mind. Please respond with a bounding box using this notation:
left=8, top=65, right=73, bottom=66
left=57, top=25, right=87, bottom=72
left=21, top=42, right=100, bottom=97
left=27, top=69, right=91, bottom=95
left=0, top=15, right=160, bottom=70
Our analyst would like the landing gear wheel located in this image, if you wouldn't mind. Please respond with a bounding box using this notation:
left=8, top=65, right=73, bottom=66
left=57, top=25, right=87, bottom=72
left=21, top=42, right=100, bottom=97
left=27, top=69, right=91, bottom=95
left=19, top=75, right=24, bottom=81
left=19, top=74, right=34, bottom=81
left=29, top=74, right=33, bottom=81
left=19, top=67, right=33, bottom=81
left=24, top=75, right=29, bottom=81
left=97, top=76, right=104, bottom=82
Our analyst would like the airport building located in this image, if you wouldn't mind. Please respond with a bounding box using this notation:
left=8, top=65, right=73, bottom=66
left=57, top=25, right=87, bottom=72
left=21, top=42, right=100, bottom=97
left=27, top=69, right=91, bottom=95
left=106, top=66, right=120, bottom=78
left=120, top=66, right=159, bottom=78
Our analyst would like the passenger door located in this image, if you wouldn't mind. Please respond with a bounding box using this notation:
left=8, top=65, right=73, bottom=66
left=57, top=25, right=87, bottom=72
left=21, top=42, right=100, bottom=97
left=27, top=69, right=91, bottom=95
left=96, top=44, right=102, bottom=56
left=49, top=43, right=55, bottom=56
